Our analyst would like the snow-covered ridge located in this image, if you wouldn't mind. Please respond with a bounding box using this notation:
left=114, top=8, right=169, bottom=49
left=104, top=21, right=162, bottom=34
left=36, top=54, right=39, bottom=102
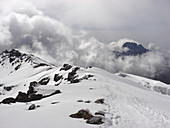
left=117, top=72, right=170, bottom=96
left=0, top=49, right=170, bottom=128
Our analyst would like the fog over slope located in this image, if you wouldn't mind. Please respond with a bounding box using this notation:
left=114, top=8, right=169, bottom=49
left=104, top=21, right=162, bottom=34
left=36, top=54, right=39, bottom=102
left=0, top=1, right=169, bottom=83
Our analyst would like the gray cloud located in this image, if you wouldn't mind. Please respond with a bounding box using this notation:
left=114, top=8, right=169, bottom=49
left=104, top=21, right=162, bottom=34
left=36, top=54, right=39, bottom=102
left=0, top=0, right=169, bottom=83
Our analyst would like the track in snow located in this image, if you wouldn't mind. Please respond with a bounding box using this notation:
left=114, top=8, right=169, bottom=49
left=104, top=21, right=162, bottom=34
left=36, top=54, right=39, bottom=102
left=101, top=84, right=169, bottom=128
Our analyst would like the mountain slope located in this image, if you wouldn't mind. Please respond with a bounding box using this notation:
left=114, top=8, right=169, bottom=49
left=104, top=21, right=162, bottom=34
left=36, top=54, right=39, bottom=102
left=0, top=50, right=170, bottom=128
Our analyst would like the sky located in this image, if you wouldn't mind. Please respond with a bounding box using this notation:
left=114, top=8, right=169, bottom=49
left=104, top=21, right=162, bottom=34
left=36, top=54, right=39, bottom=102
left=0, top=0, right=170, bottom=83
left=30, top=0, right=170, bottom=50
left=1, top=0, right=170, bottom=50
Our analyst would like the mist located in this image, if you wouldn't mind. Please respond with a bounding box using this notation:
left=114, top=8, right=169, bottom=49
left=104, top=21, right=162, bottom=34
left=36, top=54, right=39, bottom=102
left=0, top=1, right=169, bottom=84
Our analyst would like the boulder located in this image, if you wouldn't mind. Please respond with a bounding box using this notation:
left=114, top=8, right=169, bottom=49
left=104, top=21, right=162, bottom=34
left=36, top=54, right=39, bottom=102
left=95, top=98, right=104, bottom=104
left=28, top=104, right=36, bottom=110
left=60, top=64, right=72, bottom=71
left=70, top=109, right=93, bottom=119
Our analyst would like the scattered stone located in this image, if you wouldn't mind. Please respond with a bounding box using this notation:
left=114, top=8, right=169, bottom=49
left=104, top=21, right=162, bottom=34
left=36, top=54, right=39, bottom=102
left=60, top=64, right=72, bottom=71
left=28, top=104, right=36, bottom=110
left=86, top=116, right=103, bottom=125
left=70, top=109, right=93, bottom=119
left=39, top=77, right=50, bottom=85
left=33, top=63, right=48, bottom=68
left=1, top=97, right=16, bottom=104
left=84, top=100, right=91, bottom=103
left=15, top=64, right=21, bottom=70
left=95, top=111, right=105, bottom=116
left=77, top=99, right=84, bottom=102
left=54, top=74, right=63, bottom=82
left=89, top=88, right=94, bottom=90
left=51, top=101, right=60, bottom=104
left=4, top=86, right=15, bottom=91
left=95, top=99, right=104, bottom=104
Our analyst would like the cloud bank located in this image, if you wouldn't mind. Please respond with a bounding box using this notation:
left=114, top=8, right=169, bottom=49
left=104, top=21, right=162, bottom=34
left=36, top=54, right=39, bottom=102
left=0, top=1, right=169, bottom=84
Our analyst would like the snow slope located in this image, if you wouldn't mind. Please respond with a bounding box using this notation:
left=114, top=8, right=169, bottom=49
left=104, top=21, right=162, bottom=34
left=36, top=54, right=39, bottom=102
left=0, top=50, right=170, bottom=128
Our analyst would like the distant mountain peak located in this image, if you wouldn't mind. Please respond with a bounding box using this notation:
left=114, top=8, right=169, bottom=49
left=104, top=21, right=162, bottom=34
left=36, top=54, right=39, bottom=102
left=114, top=42, right=149, bottom=57
left=122, top=42, right=149, bottom=55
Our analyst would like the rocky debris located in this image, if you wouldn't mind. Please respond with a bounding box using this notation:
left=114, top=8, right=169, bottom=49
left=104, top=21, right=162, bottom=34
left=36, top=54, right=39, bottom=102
left=28, top=104, right=36, bottom=110
left=54, top=74, right=63, bottom=82
left=39, top=77, right=50, bottom=85
left=51, top=101, right=60, bottom=104
left=70, top=109, right=104, bottom=125
left=14, top=64, right=21, bottom=70
left=67, top=67, right=82, bottom=83
left=77, top=99, right=84, bottom=102
left=4, top=86, right=15, bottom=91
left=95, top=98, right=104, bottom=104
left=70, top=109, right=93, bottom=119
left=84, top=100, right=91, bottom=103
left=86, top=116, right=103, bottom=125
left=95, top=111, right=105, bottom=116
left=1, top=97, right=16, bottom=104
left=15, top=91, right=43, bottom=102
left=15, top=84, right=43, bottom=102
left=33, top=63, right=49, bottom=68
left=2, top=85, right=61, bottom=103
left=60, top=64, right=72, bottom=71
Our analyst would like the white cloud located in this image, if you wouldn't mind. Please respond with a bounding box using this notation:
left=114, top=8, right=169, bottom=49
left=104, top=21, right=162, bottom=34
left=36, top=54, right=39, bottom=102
left=0, top=0, right=169, bottom=83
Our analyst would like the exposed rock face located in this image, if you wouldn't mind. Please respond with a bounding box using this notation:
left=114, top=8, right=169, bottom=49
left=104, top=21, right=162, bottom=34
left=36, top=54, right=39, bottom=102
left=67, top=67, right=80, bottom=83
left=54, top=74, right=63, bottom=82
left=1, top=97, right=16, bottom=104
left=60, top=64, right=72, bottom=71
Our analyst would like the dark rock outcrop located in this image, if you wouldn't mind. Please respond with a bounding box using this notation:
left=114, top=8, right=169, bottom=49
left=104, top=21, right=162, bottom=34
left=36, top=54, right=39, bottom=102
left=60, top=64, right=72, bottom=71
left=4, top=86, right=15, bottom=91
left=95, top=99, right=104, bottom=104
left=1, top=97, right=16, bottom=104
left=70, top=109, right=93, bottom=119
left=70, top=109, right=104, bottom=125
left=54, top=74, right=63, bottom=82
